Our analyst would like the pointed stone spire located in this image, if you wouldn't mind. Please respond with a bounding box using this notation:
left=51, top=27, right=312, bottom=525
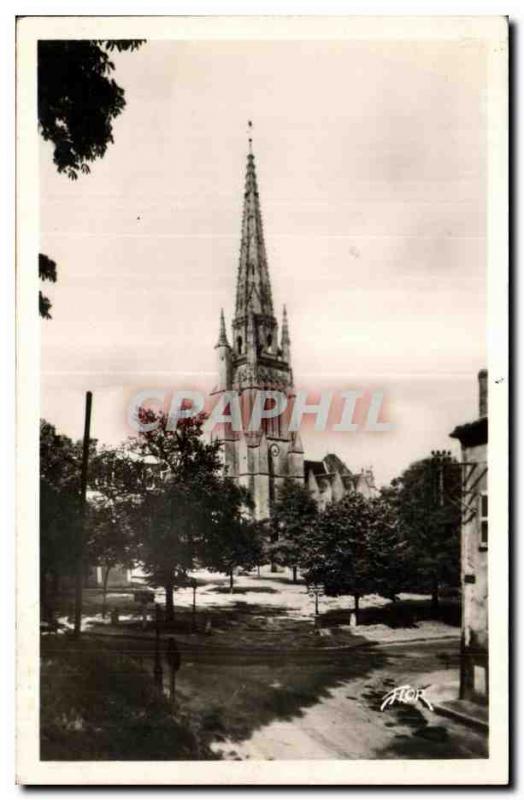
left=215, top=308, right=230, bottom=348
left=234, top=140, right=274, bottom=319
left=281, top=305, right=290, bottom=343
left=281, top=304, right=290, bottom=360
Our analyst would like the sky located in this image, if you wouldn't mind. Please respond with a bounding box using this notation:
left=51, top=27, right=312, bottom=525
left=40, top=38, right=488, bottom=486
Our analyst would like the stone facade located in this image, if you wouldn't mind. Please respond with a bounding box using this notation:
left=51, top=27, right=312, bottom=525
left=212, top=146, right=305, bottom=519
left=450, top=369, right=488, bottom=703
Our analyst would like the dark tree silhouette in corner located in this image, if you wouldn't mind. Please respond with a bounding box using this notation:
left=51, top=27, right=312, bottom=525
left=38, top=40, right=144, bottom=179
left=37, top=39, right=144, bottom=317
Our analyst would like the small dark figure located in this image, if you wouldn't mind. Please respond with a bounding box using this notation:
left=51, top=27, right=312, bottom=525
left=166, top=637, right=181, bottom=702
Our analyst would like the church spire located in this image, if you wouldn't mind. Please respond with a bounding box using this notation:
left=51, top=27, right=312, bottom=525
left=281, top=305, right=290, bottom=343
left=234, top=134, right=274, bottom=320
left=215, top=308, right=230, bottom=348
left=213, top=137, right=304, bottom=521
left=281, top=304, right=291, bottom=360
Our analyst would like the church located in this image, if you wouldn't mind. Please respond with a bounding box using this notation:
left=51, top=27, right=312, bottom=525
left=212, top=141, right=377, bottom=518
left=211, top=141, right=305, bottom=519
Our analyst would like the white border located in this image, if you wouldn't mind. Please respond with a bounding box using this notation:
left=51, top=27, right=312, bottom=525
left=15, top=13, right=509, bottom=786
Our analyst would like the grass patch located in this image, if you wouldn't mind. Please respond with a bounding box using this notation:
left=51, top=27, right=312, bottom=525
left=319, top=597, right=460, bottom=629
left=41, top=637, right=216, bottom=760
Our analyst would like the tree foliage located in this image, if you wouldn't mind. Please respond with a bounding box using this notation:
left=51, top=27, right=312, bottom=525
left=40, top=407, right=265, bottom=625
left=388, top=456, right=461, bottom=607
left=37, top=39, right=144, bottom=318
left=39, top=253, right=57, bottom=319
left=301, top=492, right=375, bottom=616
left=38, top=39, right=144, bottom=179
left=366, top=494, right=410, bottom=601
left=40, top=421, right=141, bottom=622
left=269, top=478, right=318, bottom=581
left=40, top=420, right=85, bottom=620
left=86, top=447, right=145, bottom=614
left=128, top=409, right=227, bottom=621
left=201, top=478, right=263, bottom=589
left=299, top=490, right=410, bottom=619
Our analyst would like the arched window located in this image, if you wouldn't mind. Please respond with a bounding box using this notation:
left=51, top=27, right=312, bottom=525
left=237, top=336, right=243, bottom=354
left=267, top=334, right=273, bottom=349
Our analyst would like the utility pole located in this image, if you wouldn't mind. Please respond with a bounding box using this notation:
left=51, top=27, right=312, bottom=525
left=74, top=391, right=92, bottom=637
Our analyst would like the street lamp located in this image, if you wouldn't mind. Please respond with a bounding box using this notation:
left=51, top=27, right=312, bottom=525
left=308, top=584, right=322, bottom=624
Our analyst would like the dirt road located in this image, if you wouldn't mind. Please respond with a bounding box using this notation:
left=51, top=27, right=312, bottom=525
left=203, top=641, right=487, bottom=761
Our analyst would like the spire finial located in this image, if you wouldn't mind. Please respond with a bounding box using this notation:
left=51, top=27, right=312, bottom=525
left=248, top=120, right=253, bottom=155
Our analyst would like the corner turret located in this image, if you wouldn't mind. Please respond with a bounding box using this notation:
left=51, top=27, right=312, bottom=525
left=215, top=308, right=232, bottom=391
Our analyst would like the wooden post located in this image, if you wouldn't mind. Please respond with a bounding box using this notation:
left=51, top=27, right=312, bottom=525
left=73, top=391, right=92, bottom=638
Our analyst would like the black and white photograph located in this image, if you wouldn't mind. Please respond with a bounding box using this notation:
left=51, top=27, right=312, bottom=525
left=15, top=14, right=508, bottom=785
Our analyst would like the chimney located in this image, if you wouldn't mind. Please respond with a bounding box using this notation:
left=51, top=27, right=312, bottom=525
left=478, top=369, right=488, bottom=418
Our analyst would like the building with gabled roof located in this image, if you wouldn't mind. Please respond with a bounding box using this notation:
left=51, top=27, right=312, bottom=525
left=305, top=456, right=378, bottom=511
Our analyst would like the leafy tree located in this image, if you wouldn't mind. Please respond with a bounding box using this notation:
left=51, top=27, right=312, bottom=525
left=89, top=445, right=150, bottom=502
left=301, top=492, right=374, bottom=622
left=366, top=493, right=409, bottom=602
left=269, top=478, right=318, bottom=582
left=39, top=253, right=57, bottom=319
left=201, top=479, right=263, bottom=591
left=128, top=409, right=224, bottom=623
left=133, top=480, right=206, bottom=623
left=38, top=39, right=144, bottom=179
left=40, top=420, right=85, bottom=621
left=389, top=456, right=461, bottom=614
left=38, top=39, right=144, bottom=317
left=86, top=447, right=147, bottom=616
left=86, top=497, right=136, bottom=618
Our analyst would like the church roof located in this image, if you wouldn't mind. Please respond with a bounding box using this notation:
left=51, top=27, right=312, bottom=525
left=234, top=145, right=274, bottom=319
left=304, top=459, right=328, bottom=477
left=341, top=473, right=356, bottom=490
left=323, top=452, right=352, bottom=476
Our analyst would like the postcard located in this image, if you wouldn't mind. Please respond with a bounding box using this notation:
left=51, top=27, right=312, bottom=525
left=16, top=14, right=508, bottom=785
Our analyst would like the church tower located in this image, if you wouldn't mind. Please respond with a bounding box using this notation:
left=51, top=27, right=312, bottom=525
left=212, top=139, right=304, bottom=519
